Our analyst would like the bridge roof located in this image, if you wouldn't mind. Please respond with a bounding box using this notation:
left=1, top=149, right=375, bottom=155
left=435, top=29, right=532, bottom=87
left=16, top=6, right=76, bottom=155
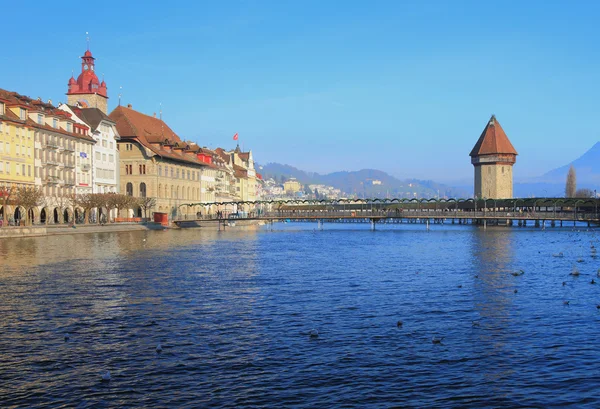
left=470, top=115, right=518, bottom=157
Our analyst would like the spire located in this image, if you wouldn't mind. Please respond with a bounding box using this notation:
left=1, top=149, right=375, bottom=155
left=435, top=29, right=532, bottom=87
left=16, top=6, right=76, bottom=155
left=469, top=115, right=517, bottom=157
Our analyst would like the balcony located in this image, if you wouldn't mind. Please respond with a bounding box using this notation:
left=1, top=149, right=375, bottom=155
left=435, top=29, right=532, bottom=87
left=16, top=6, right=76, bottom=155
left=45, top=176, right=60, bottom=184
left=64, top=162, right=75, bottom=169
left=63, top=145, right=76, bottom=152
left=42, top=159, right=60, bottom=166
left=45, top=142, right=59, bottom=149
left=81, top=164, right=91, bottom=172
left=64, top=180, right=75, bottom=186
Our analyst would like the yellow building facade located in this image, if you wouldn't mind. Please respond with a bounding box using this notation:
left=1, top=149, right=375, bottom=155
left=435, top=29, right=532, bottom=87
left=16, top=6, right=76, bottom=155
left=0, top=97, right=36, bottom=189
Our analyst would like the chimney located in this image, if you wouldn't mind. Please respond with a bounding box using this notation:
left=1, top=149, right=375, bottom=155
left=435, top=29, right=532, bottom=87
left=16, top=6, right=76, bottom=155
left=127, top=104, right=132, bottom=108
left=47, top=99, right=52, bottom=105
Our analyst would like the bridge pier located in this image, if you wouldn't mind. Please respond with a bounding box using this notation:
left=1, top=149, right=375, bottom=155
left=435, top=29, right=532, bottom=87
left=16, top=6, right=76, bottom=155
left=535, top=220, right=540, bottom=228
left=551, top=220, right=556, bottom=227
left=370, top=219, right=376, bottom=231
left=483, top=219, right=487, bottom=230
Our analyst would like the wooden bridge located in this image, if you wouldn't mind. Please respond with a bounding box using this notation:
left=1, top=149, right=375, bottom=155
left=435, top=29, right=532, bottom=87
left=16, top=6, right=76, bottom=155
left=173, top=197, right=600, bottom=229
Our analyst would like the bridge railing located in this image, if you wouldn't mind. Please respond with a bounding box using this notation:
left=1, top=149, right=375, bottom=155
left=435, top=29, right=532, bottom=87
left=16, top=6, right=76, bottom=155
left=173, top=209, right=599, bottom=222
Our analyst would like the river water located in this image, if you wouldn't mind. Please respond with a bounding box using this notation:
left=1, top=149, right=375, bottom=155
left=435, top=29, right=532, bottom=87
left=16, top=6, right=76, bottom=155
left=1, top=222, right=600, bottom=408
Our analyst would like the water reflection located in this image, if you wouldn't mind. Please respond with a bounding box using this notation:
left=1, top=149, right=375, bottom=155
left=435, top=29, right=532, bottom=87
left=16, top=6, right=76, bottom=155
left=1, top=224, right=599, bottom=408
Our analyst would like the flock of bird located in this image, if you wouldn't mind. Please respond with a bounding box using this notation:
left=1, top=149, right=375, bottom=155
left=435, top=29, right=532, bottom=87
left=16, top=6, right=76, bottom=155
left=306, top=232, right=600, bottom=347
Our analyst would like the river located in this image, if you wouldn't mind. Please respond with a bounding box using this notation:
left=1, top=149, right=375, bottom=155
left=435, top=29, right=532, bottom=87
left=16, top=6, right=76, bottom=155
left=1, top=222, right=599, bottom=408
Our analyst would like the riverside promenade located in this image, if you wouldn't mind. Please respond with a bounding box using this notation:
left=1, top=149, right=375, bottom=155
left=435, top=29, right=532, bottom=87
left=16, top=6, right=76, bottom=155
left=0, top=222, right=164, bottom=239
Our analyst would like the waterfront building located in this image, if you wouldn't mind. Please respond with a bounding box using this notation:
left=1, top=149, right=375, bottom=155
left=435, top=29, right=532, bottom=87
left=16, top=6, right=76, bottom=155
left=67, top=49, right=108, bottom=114
left=215, top=146, right=259, bottom=201
left=59, top=104, right=120, bottom=195
left=0, top=88, right=95, bottom=224
left=109, top=104, right=211, bottom=218
left=0, top=90, right=36, bottom=192
left=284, top=178, right=302, bottom=194
left=470, top=115, right=517, bottom=199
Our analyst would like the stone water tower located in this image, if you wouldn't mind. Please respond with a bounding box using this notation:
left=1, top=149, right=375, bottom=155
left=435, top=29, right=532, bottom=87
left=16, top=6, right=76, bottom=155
left=470, top=115, right=517, bottom=199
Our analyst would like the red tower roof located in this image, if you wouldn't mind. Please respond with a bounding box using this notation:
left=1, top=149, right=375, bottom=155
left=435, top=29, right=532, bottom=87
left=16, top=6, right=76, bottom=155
left=67, top=49, right=107, bottom=98
left=470, top=115, right=517, bottom=157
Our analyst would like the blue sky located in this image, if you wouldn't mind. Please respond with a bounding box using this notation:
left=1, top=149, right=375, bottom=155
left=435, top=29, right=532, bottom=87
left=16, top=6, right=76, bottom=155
left=3, top=0, right=600, bottom=183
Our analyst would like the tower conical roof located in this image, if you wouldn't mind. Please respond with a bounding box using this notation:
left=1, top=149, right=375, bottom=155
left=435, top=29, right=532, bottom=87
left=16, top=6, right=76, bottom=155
left=469, top=115, right=517, bottom=157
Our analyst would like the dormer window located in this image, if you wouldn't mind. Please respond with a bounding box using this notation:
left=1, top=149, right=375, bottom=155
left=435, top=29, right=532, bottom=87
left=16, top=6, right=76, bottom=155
left=19, top=108, right=26, bottom=120
left=0, top=102, right=4, bottom=115
left=37, top=114, right=43, bottom=125
left=67, top=123, right=72, bottom=132
left=52, top=118, right=58, bottom=129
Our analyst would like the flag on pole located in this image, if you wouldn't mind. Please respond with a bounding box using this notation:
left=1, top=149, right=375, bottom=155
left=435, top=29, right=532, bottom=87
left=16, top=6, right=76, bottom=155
left=233, top=133, right=239, bottom=141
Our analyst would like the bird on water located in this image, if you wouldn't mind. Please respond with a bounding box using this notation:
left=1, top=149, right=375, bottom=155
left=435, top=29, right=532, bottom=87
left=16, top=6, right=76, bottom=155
left=432, top=336, right=444, bottom=344
left=156, top=343, right=163, bottom=353
left=309, top=329, right=319, bottom=339
left=396, top=321, right=403, bottom=328
left=101, top=370, right=111, bottom=382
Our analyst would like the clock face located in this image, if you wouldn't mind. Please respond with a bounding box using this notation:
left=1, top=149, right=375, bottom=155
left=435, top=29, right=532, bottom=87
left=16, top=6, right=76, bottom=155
left=84, top=64, right=88, bottom=70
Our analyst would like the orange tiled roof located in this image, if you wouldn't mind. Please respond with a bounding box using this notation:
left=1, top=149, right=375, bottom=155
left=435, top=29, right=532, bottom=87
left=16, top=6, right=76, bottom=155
left=470, top=115, right=517, bottom=157
left=109, top=105, right=210, bottom=167
left=0, top=88, right=94, bottom=143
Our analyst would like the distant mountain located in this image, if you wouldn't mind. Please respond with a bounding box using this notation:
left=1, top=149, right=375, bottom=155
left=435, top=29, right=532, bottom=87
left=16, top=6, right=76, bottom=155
left=513, top=142, right=600, bottom=197
left=259, top=163, right=470, bottom=198
left=540, top=142, right=600, bottom=185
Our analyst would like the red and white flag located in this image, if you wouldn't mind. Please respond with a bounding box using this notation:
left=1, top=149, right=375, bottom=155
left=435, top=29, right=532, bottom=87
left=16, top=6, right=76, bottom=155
left=233, top=133, right=239, bottom=141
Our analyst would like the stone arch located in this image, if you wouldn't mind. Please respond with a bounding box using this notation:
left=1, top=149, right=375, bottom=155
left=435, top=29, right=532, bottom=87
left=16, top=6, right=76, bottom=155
left=13, top=206, right=25, bottom=225
left=176, top=186, right=180, bottom=199
left=40, top=207, right=49, bottom=224
left=126, top=182, right=133, bottom=196
left=53, top=207, right=60, bottom=224
left=140, top=182, right=147, bottom=198
left=63, top=207, right=73, bottom=224
left=75, top=207, right=85, bottom=224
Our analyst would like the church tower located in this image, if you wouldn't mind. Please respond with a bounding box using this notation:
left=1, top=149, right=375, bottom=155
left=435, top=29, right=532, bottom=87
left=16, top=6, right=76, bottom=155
left=66, top=49, right=108, bottom=114
left=470, top=115, right=517, bottom=199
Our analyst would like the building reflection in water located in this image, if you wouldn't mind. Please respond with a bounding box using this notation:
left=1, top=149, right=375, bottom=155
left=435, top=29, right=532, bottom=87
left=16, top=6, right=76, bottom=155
left=470, top=228, right=517, bottom=386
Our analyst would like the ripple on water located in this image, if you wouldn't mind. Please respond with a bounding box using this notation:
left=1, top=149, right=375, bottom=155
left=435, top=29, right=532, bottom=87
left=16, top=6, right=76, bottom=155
left=1, top=225, right=600, bottom=408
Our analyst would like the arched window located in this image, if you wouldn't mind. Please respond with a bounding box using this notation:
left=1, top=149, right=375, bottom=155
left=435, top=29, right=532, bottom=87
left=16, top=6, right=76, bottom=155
left=171, top=186, right=174, bottom=198
left=176, top=186, right=180, bottom=199
left=187, top=187, right=190, bottom=200
left=140, top=182, right=147, bottom=198
left=126, top=182, right=133, bottom=196
left=158, top=184, right=162, bottom=197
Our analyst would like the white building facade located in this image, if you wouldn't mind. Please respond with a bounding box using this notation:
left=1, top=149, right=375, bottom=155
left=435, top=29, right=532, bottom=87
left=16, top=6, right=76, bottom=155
left=59, top=104, right=120, bottom=194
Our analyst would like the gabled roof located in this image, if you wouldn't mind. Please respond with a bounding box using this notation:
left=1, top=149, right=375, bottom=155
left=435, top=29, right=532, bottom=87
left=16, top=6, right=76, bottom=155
left=470, top=115, right=518, bottom=157
left=109, top=105, right=210, bottom=167
left=69, top=105, right=115, bottom=130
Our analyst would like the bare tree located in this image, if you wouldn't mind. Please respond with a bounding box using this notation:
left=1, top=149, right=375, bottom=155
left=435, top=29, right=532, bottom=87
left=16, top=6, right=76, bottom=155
left=565, top=165, right=577, bottom=197
left=575, top=188, right=594, bottom=198
left=107, top=193, right=135, bottom=221
left=14, top=187, right=45, bottom=225
left=71, top=193, right=96, bottom=224
left=0, top=185, right=15, bottom=226
left=137, top=196, right=156, bottom=219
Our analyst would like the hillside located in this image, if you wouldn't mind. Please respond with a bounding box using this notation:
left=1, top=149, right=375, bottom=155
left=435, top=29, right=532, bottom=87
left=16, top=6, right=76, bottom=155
left=259, top=163, right=470, bottom=198
left=540, top=142, right=600, bottom=184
